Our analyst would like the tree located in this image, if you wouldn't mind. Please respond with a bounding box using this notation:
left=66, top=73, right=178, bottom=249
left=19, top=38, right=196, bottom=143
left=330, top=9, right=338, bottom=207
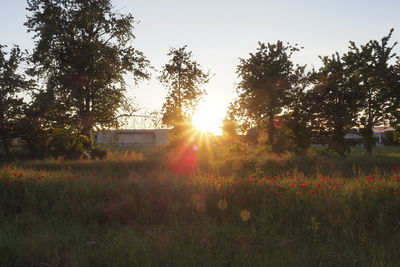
left=221, top=117, right=238, bottom=141
left=0, top=45, right=31, bottom=161
left=233, top=41, right=301, bottom=152
left=159, top=46, right=210, bottom=129
left=283, top=65, right=313, bottom=153
left=25, top=0, right=150, bottom=153
left=16, top=89, right=69, bottom=159
left=309, top=53, right=360, bottom=156
left=390, top=58, right=400, bottom=127
left=345, top=29, right=398, bottom=154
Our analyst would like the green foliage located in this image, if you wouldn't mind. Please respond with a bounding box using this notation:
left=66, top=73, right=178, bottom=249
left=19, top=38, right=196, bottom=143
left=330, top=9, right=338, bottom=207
left=309, top=53, right=359, bottom=156
left=0, top=45, right=31, bottom=160
left=46, top=128, right=87, bottom=159
left=25, top=0, right=150, bottom=145
left=90, top=146, right=108, bottom=160
left=232, top=41, right=308, bottom=152
left=345, top=29, right=398, bottom=154
left=382, top=130, right=399, bottom=146
left=159, top=46, right=210, bottom=128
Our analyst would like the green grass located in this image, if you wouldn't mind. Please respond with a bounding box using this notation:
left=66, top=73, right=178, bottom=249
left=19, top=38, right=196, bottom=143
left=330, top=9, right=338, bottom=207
left=1, top=147, right=400, bottom=266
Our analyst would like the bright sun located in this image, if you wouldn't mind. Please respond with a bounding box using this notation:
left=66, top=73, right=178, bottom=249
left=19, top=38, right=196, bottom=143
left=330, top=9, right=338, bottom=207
left=192, top=103, right=222, bottom=135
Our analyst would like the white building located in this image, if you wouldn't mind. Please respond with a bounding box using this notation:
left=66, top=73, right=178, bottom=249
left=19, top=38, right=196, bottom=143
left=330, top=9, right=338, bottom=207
left=94, top=129, right=170, bottom=148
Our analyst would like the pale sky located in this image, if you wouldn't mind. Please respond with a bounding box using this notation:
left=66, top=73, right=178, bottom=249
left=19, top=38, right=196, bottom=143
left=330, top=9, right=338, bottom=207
left=1, top=0, right=400, bottom=133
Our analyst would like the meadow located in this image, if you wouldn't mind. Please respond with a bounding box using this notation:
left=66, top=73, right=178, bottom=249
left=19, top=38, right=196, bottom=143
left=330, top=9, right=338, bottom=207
left=1, top=145, right=400, bottom=266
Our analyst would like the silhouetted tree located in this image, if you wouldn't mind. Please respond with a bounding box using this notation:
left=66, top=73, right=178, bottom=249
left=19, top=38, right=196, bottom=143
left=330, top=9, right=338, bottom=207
left=159, top=46, right=210, bottom=130
left=233, top=41, right=301, bottom=152
left=283, top=65, right=313, bottom=153
left=345, top=29, right=398, bottom=154
left=16, top=89, right=68, bottom=159
left=0, top=45, right=31, bottom=161
left=310, top=53, right=360, bottom=156
left=25, top=0, right=150, bottom=154
left=390, top=58, right=400, bottom=127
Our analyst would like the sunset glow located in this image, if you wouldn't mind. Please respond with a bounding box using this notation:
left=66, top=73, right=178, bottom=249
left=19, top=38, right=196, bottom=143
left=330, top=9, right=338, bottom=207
left=191, top=101, right=223, bottom=135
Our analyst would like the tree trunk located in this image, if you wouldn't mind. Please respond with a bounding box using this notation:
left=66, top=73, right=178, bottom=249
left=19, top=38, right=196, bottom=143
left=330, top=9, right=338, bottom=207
left=1, top=139, right=11, bottom=162
left=363, top=124, right=374, bottom=154
left=267, top=114, right=276, bottom=152
left=80, top=110, right=94, bottom=152
left=332, top=128, right=346, bottom=157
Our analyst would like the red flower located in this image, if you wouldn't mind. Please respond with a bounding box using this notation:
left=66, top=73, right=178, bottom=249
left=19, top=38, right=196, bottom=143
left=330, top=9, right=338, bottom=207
left=316, top=184, right=321, bottom=187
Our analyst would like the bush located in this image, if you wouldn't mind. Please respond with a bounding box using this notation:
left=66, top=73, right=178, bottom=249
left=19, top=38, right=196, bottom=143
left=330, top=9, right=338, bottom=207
left=90, top=146, right=108, bottom=160
left=383, top=130, right=400, bottom=146
left=46, top=129, right=87, bottom=159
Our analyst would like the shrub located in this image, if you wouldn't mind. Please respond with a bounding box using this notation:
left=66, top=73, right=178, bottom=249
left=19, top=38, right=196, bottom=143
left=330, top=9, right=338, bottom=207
left=46, top=129, right=87, bottom=159
left=90, top=146, right=108, bottom=160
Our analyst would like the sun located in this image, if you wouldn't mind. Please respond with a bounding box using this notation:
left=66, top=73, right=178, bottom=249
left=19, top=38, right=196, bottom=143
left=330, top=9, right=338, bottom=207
left=192, top=103, right=223, bottom=135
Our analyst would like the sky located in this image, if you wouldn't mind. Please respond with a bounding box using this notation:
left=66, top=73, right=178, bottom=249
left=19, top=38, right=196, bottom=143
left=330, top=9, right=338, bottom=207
left=1, top=0, right=400, bottom=133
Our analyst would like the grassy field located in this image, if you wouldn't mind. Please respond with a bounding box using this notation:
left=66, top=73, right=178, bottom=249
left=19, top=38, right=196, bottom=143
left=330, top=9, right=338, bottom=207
left=1, top=146, right=400, bottom=266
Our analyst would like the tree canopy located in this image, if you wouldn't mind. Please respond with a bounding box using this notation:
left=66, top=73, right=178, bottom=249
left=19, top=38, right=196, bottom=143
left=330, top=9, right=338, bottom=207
left=0, top=45, right=31, bottom=160
left=25, top=0, right=150, bottom=152
left=159, top=46, right=210, bottom=128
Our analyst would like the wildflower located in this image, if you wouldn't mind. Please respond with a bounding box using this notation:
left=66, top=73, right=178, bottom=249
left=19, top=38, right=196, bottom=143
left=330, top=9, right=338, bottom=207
left=289, top=183, right=295, bottom=187
left=309, top=190, right=318, bottom=194
left=316, top=184, right=321, bottom=187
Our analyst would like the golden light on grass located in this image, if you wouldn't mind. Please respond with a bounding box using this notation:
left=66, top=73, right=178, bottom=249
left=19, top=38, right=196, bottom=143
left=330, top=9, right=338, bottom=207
left=191, top=194, right=206, bottom=213
left=191, top=194, right=200, bottom=205
left=195, top=201, right=206, bottom=213
left=217, top=199, right=228, bottom=210
left=240, top=210, right=251, bottom=221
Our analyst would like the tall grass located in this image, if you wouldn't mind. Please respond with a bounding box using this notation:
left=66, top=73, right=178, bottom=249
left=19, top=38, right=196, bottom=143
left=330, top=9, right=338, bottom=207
left=1, top=147, right=400, bottom=266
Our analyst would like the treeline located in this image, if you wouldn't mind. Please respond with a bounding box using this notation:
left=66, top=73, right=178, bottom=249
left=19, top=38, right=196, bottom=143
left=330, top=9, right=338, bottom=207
left=1, top=0, right=152, bottom=161
left=1, top=0, right=400, bottom=161
left=0, top=0, right=214, bottom=161
left=225, top=31, right=400, bottom=156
